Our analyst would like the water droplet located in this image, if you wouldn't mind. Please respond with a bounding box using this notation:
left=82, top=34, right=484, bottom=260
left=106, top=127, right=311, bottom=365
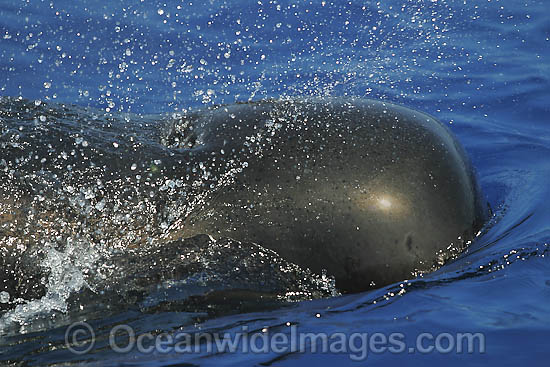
left=0, top=291, right=10, bottom=303
left=95, top=200, right=105, bottom=211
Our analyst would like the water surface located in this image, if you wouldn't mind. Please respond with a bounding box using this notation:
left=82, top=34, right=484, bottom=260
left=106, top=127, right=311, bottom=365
left=1, top=0, right=549, bottom=365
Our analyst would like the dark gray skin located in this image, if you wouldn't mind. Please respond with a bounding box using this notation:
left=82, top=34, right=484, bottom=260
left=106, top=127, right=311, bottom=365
left=0, top=97, right=487, bottom=298
left=168, top=98, right=488, bottom=293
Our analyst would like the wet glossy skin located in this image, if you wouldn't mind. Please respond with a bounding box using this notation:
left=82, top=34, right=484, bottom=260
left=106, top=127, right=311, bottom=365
left=174, top=98, right=488, bottom=292
left=0, top=97, right=487, bottom=296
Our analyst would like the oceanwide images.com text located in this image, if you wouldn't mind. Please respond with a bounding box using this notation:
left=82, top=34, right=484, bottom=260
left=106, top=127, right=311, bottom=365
left=66, top=321, right=486, bottom=361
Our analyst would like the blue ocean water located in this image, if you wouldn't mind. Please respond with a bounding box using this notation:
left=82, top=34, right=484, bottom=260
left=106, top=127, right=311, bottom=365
left=1, top=0, right=549, bottom=366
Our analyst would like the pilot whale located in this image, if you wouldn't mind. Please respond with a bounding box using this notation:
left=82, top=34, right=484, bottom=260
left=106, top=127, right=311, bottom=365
left=0, top=97, right=487, bottom=297
left=167, top=97, right=488, bottom=292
